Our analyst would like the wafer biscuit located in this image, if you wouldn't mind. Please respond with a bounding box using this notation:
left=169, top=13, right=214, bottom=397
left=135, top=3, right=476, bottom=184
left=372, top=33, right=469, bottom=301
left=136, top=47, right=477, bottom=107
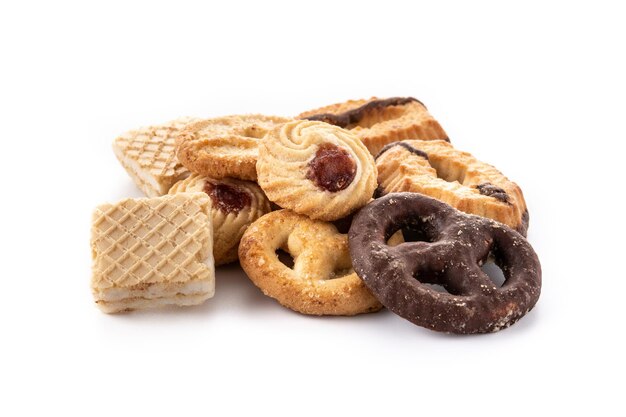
left=113, top=117, right=199, bottom=197
left=90, top=193, right=215, bottom=313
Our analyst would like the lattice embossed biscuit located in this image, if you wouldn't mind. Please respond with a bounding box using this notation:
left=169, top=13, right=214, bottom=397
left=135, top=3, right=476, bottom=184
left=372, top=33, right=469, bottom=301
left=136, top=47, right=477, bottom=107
left=113, top=117, right=199, bottom=197
left=257, top=120, right=377, bottom=221
left=376, top=140, right=528, bottom=235
left=90, top=193, right=215, bottom=313
left=298, top=97, right=448, bottom=156
left=239, top=209, right=382, bottom=315
left=169, top=174, right=271, bottom=265
left=176, top=115, right=292, bottom=181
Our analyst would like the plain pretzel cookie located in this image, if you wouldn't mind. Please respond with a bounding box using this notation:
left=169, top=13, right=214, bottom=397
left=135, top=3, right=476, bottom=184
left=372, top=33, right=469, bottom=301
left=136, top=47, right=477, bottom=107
left=239, top=209, right=382, bottom=315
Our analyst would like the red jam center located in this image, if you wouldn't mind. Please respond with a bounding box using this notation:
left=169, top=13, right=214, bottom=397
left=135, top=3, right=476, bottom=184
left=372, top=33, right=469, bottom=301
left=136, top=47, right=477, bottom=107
left=306, top=143, right=356, bottom=192
left=203, top=182, right=251, bottom=214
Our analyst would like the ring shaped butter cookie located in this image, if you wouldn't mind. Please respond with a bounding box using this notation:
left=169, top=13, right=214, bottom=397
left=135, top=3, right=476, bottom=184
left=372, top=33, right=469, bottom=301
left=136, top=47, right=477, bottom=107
left=298, top=97, right=448, bottom=156
left=239, top=209, right=382, bottom=316
left=348, top=193, right=541, bottom=334
left=376, top=140, right=529, bottom=235
left=176, top=115, right=291, bottom=181
left=257, top=120, right=377, bottom=221
left=169, top=174, right=271, bottom=265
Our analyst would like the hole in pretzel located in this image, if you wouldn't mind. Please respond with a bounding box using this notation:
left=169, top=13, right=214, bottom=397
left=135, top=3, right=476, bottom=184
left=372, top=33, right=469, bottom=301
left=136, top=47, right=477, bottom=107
left=386, top=219, right=440, bottom=245
left=427, top=157, right=467, bottom=184
left=481, top=261, right=506, bottom=288
left=413, top=270, right=450, bottom=294
left=275, top=249, right=294, bottom=269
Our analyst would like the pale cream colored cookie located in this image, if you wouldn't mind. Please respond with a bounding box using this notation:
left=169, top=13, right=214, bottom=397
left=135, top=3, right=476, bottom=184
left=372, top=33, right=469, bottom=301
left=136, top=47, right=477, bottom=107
left=376, top=140, right=529, bottom=235
left=238, top=209, right=382, bottom=316
left=298, top=97, right=448, bottom=156
left=169, top=174, right=271, bottom=265
left=176, top=115, right=292, bottom=181
left=113, top=117, right=199, bottom=197
left=90, top=193, right=215, bottom=313
left=256, top=120, right=377, bottom=221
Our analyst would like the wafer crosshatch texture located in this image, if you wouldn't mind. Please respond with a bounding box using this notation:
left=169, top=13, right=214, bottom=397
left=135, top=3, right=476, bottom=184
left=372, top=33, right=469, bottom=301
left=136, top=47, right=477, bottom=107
left=90, top=193, right=215, bottom=313
left=97, top=96, right=541, bottom=333
left=113, top=117, right=199, bottom=197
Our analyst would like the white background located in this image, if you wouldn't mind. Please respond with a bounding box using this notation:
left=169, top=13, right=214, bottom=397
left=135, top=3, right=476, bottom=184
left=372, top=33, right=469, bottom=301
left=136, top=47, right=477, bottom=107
left=1, top=1, right=624, bottom=416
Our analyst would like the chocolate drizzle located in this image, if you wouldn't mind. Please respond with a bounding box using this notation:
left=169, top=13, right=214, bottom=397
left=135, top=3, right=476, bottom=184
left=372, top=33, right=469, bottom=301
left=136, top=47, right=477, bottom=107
left=375, top=141, right=429, bottom=161
left=476, top=183, right=510, bottom=203
left=303, top=97, right=423, bottom=128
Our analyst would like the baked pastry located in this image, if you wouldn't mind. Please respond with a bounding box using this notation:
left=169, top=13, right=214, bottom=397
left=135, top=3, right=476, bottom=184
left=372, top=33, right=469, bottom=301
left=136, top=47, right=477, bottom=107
left=298, top=97, right=447, bottom=155
left=376, top=140, right=528, bottom=235
left=113, top=117, right=199, bottom=197
left=349, top=193, right=541, bottom=334
left=169, top=174, right=271, bottom=265
left=239, top=209, right=382, bottom=315
left=257, top=120, right=377, bottom=221
left=176, top=115, right=291, bottom=181
left=90, top=193, right=215, bottom=313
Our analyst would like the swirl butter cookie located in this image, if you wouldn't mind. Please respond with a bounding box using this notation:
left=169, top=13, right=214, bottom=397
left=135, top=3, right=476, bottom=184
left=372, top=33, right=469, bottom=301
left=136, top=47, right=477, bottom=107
left=376, top=140, right=528, bottom=235
left=257, top=120, right=377, bottom=221
left=239, top=209, right=382, bottom=316
left=169, top=174, right=271, bottom=265
left=176, top=115, right=291, bottom=181
left=298, top=97, right=448, bottom=156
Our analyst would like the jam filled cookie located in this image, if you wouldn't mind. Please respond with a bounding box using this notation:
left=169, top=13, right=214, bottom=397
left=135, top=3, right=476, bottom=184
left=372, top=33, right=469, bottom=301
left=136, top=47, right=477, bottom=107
left=169, top=174, right=271, bottom=265
left=348, top=193, right=541, bottom=334
left=298, top=97, right=448, bottom=156
left=176, top=115, right=291, bottom=181
left=257, top=120, right=377, bottom=221
left=376, top=140, right=528, bottom=235
left=113, top=117, right=199, bottom=197
left=239, top=209, right=382, bottom=315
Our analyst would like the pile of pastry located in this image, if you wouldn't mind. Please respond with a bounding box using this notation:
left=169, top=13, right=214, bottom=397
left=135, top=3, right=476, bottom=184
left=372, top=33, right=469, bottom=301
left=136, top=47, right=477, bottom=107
left=91, top=97, right=541, bottom=334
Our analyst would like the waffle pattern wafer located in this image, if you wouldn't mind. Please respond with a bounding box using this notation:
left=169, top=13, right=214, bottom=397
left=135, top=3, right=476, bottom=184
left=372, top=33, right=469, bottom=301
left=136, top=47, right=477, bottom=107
left=91, top=193, right=215, bottom=313
left=113, top=117, right=199, bottom=197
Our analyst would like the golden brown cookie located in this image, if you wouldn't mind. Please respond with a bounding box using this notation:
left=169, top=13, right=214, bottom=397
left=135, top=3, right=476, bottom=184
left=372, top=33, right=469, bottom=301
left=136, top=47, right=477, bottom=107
left=238, top=209, right=382, bottom=316
left=375, top=140, right=529, bottom=235
left=176, top=115, right=291, bottom=181
left=256, top=120, right=377, bottom=221
left=113, top=117, right=199, bottom=197
left=169, top=174, right=271, bottom=265
left=298, top=97, right=448, bottom=156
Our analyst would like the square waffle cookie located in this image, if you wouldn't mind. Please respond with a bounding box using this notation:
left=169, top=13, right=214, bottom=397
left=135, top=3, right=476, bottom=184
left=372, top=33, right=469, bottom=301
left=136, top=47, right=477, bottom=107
left=112, top=117, right=199, bottom=197
left=90, top=193, right=215, bottom=313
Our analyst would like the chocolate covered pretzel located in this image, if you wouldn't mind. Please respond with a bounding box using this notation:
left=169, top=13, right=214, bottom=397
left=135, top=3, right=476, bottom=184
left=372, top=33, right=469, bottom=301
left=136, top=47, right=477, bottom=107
left=348, top=193, right=541, bottom=334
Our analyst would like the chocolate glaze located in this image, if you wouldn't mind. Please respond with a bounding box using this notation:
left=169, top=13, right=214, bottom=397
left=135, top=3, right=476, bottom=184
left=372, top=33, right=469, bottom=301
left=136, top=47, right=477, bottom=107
left=348, top=193, right=541, bottom=334
left=306, top=143, right=356, bottom=192
left=303, top=97, right=423, bottom=128
left=204, top=181, right=251, bottom=214
left=375, top=141, right=429, bottom=161
left=476, top=182, right=510, bottom=204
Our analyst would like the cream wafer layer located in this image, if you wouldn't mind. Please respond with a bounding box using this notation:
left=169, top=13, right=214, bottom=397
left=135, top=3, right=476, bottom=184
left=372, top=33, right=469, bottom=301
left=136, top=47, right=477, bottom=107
left=91, top=193, right=215, bottom=313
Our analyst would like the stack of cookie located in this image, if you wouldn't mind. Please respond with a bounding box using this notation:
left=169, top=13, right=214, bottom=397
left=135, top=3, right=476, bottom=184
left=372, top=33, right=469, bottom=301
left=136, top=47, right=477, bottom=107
left=91, top=97, right=541, bottom=334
